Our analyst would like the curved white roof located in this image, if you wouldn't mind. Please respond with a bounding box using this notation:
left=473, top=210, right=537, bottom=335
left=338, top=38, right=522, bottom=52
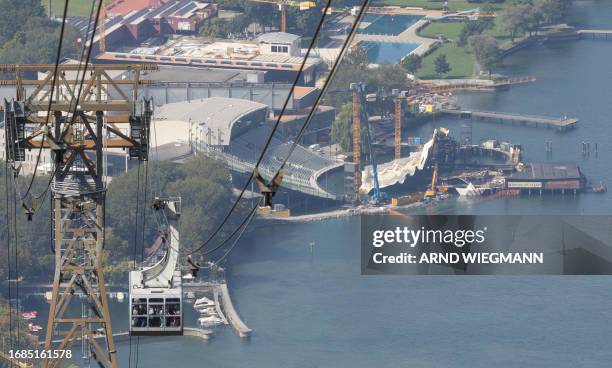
left=155, top=97, right=267, bottom=146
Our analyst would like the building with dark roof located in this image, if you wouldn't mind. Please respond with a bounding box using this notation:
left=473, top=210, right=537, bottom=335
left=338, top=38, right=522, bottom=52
left=506, top=162, right=586, bottom=192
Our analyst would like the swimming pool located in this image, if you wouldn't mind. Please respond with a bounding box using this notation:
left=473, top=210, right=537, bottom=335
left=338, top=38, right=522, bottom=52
left=359, top=41, right=419, bottom=64
left=358, top=14, right=422, bottom=36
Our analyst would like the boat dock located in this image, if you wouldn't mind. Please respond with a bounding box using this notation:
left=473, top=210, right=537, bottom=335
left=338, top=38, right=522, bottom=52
left=212, top=285, right=229, bottom=325
left=215, top=283, right=252, bottom=337
left=578, top=29, right=612, bottom=39
left=441, top=109, right=579, bottom=131
left=422, top=77, right=536, bottom=92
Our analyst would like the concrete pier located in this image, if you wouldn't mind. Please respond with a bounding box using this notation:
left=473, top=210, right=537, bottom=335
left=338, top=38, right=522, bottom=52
left=213, top=285, right=229, bottom=325
left=216, top=283, right=252, bottom=337
left=441, top=109, right=578, bottom=131
left=578, top=29, right=612, bottom=39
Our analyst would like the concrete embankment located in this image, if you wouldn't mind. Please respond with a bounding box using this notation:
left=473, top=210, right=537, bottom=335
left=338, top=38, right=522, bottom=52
left=256, top=203, right=424, bottom=224
left=216, top=283, right=252, bottom=337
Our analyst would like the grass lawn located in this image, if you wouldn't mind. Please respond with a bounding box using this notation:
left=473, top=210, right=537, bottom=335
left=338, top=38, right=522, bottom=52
left=417, top=42, right=474, bottom=79
left=418, top=22, right=463, bottom=41
left=42, top=0, right=112, bottom=17
left=416, top=14, right=514, bottom=79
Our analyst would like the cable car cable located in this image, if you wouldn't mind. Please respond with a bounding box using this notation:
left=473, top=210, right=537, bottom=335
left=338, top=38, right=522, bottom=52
left=189, top=0, right=371, bottom=258
left=14, top=0, right=71, bottom=201
left=18, top=0, right=104, bottom=215
left=184, top=0, right=336, bottom=256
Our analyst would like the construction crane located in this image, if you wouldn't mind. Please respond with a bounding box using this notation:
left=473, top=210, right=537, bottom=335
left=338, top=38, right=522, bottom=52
left=424, top=163, right=439, bottom=198
left=1, top=63, right=157, bottom=368
left=424, top=128, right=450, bottom=199
left=350, top=82, right=387, bottom=204
left=393, top=90, right=410, bottom=160
left=245, top=0, right=317, bottom=32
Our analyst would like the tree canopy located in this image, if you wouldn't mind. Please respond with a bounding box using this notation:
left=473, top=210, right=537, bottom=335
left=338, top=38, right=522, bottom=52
left=0, top=0, right=79, bottom=66
left=468, top=34, right=501, bottom=75
left=434, top=54, right=451, bottom=77
left=1, top=155, right=236, bottom=284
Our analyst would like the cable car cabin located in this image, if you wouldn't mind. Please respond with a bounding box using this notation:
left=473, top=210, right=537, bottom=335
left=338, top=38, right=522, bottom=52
left=129, top=197, right=183, bottom=336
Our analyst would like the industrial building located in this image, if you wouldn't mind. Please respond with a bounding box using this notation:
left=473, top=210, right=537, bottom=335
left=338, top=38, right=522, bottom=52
left=69, top=0, right=218, bottom=51
left=138, top=66, right=317, bottom=109
left=95, top=33, right=324, bottom=84
left=154, top=98, right=343, bottom=201
left=506, top=162, right=586, bottom=193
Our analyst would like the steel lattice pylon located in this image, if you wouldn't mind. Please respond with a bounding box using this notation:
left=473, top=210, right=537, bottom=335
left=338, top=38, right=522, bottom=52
left=1, top=64, right=156, bottom=368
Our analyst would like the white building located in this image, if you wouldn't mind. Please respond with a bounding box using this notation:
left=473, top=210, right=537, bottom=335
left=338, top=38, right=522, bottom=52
left=256, top=32, right=302, bottom=57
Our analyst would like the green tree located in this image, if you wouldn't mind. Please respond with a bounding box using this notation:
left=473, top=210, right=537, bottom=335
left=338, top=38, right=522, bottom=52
left=401, top=54, right=423, bottom=74
left=106, top=156, right=234, bottom=261
left=457, top=19, right=494, bottom=46
left=331, top=102, right=352, bottom=151
left=468, top=34, right=501, bottom=76
left=434, top=54, right=451, bottom=77
left=326, top=46, right=369, bottom=109
left=500, top=4, right=531, bottom=43
left=365, top=63, right=409, bottom=92
left=0, top=1, right=79, bottom=68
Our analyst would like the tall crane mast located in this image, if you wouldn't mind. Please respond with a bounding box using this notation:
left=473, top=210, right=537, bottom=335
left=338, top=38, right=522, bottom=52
left=99, top=5, right=107, bottom=53
left=2, top=63, right=157, bottom=368
left=350, top=84, right=361, bottom=197
left=350, top=82, right=385, bottom=204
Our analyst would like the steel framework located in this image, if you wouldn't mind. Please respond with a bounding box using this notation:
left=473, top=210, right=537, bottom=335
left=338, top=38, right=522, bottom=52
left=351, top=89, right=361, bottom=195
left=2, top=63, right=157, bottom=368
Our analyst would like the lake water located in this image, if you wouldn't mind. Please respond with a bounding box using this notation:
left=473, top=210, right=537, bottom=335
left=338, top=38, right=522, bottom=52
left=359, top=41, right=419, bottom=64
left=8, top=1, right=612, bottom=367
left=358, top=14, right=422, bottom=36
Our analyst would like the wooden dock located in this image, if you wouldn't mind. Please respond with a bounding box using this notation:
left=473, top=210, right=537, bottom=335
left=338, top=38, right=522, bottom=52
left=441, top=109, right=578, bottom=131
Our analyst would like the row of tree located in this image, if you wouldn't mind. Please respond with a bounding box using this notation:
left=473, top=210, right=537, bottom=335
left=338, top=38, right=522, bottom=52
left=501, top=0, right=574, bottom=42
left=0, top=0, right=79, bottom=68
left=200, top=0, right=329, bottom=39
left=0, top=155, right=238, bottom=285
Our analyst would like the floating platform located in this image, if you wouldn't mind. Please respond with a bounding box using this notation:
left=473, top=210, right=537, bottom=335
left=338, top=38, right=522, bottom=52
left=441, top=109, right=578, bottom=131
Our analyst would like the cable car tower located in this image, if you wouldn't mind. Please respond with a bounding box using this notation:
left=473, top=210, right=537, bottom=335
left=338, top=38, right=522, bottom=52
left=2, top=63, right=156, bottom=368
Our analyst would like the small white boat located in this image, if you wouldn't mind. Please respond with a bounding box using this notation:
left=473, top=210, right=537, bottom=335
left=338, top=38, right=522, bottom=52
left=28, top=323, right=43, bottom=333
left=116, top=292, right=125, bottom=301
left=198, top=315, right=223, bottom=327
left=194, top=296, right=214, bottom=308
left=184, top=291, right=196, bottom=300
left=22, top=311, right=38, bottom=320
left=197, top=307, right=217, bottom=315
left=456, top=182, right=483, bottom=197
